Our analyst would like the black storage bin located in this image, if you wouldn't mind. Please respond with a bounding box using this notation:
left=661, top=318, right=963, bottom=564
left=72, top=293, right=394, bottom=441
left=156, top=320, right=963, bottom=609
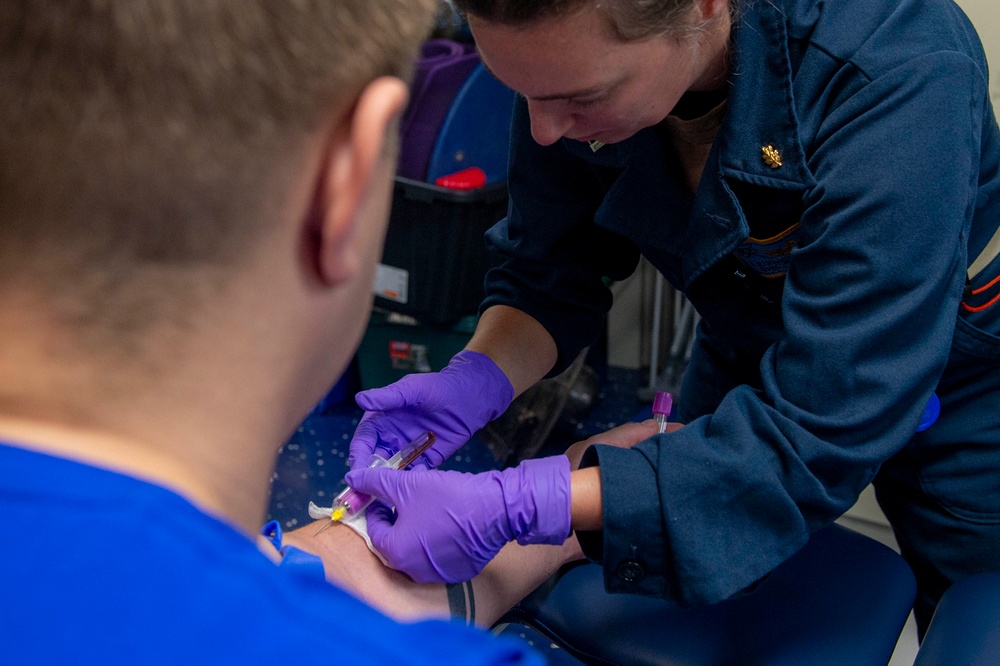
left=357, top=310, right=478, bottom=390
left=374, top=176, right=508, bottom=324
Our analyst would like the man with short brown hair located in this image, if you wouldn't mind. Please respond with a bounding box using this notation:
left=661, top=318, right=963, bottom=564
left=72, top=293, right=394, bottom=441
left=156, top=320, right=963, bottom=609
left=0, top=2, right=542, bottom=662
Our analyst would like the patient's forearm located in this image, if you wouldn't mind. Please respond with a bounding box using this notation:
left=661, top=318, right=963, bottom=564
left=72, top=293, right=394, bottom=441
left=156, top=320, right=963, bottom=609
left=282, top=520, right=582, bottom=628
left=283, top=520, right=444, bottom=623
left=278, top=421, right=666, bottom=626
left=472, top=535, right=583, bottom=625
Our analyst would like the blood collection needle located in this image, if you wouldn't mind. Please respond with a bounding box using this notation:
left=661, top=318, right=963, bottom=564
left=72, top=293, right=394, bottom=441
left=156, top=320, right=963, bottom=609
left=313, top=513, right=340, bottom=536
left=313, top=431, right=436, bottom=535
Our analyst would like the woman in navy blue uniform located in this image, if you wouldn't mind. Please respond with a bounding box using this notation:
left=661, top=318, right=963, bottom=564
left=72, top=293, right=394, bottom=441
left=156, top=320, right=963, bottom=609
left=347, top=0, right=1000, bottom=634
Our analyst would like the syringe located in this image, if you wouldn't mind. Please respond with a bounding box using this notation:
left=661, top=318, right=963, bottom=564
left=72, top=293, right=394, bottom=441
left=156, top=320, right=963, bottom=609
left=313, top=431, right=436, bottom=535
left=653, top=391, right=673, bottom=434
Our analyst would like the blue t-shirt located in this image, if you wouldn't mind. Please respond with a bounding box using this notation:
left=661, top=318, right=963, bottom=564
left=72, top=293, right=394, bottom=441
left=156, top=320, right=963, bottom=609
left=0, top=443, right=540, bottom=665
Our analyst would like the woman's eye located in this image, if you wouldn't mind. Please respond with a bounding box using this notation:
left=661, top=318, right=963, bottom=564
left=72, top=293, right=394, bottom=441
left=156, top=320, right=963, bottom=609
left=570, top=97, right=602, bottom=108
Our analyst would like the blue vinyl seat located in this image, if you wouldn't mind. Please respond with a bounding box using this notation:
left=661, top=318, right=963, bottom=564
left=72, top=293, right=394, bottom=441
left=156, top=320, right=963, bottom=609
left=914, top=572, right=1000, bottom=666
left=495, top=523, right=915, bottom=665
left=425, top=63, right=515, bottom=185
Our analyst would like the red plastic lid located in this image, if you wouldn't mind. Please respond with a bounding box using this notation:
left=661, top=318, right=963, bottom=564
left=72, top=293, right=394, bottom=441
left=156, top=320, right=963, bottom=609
left=434, top=166, right=487, bottom=190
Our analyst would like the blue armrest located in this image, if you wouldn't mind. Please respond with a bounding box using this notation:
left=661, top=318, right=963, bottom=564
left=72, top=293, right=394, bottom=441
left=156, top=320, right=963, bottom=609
left=498, top=523, right=915, bottom=666
left=915, top=572, right=1000, bottom=666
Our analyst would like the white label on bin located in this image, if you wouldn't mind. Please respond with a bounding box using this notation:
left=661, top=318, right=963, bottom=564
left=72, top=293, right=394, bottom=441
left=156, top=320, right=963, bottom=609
left=374, top=264, right=408, bottom=304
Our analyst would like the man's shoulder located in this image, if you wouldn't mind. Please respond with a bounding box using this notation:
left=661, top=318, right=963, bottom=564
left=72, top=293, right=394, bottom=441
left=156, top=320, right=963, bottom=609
left=0, top=445, right=530, bottom=665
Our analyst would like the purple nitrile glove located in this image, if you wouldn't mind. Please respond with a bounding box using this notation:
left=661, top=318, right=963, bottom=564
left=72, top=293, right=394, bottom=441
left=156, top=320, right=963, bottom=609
left=345, top=456, right=571, bottom=584
left=348, top=350, right=514, bottom=471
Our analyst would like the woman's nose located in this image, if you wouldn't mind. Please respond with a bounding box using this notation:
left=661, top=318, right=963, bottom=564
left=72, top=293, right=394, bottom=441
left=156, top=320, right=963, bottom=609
left=526, top=100, right=574, bottom=146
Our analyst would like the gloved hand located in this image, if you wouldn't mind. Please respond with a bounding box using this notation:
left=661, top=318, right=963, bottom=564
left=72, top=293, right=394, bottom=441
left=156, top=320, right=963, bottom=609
left=345, top=456, right=571, bottom=584
left=348, top=350, right=514, bottom=471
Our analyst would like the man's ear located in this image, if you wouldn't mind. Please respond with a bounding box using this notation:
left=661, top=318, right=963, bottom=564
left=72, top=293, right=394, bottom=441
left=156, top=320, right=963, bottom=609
left=314, top=76, right=409, bottom=286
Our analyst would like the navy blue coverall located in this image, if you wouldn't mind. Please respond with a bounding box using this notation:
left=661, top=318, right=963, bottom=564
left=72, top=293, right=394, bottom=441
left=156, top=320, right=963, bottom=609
left=481, top=0, right=1000, bottom=631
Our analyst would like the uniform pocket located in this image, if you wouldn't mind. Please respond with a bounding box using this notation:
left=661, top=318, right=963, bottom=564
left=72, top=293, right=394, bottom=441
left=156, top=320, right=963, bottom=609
left=952, top=310, right=1000, bottom=360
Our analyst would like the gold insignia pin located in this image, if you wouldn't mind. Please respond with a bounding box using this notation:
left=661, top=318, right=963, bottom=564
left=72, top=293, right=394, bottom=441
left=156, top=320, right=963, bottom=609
left=762, top=145, right=782, bottom=169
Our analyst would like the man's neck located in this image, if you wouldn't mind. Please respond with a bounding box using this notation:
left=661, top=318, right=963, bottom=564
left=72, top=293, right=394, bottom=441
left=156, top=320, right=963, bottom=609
left=0, top=295, right=311, bottom=534
left=0, top=412, right=276, bottom=535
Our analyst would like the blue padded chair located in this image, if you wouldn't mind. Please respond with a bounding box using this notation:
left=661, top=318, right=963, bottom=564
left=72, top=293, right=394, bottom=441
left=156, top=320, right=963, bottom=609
left=495, top=623, right=589, bottom=666
left=914, top=572, right=1000, bottom=665
left=495, top=523, right=915, bottom=665
left=425, top=63, right=516, bottom=185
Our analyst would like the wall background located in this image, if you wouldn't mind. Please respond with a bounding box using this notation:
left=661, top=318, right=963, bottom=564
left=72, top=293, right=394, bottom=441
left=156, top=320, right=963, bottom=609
left=954, top=0, right=999, bottom=109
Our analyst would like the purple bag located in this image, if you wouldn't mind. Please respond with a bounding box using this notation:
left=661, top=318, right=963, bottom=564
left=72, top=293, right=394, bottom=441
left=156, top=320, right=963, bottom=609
left=397, top=39, right=479, bottom=181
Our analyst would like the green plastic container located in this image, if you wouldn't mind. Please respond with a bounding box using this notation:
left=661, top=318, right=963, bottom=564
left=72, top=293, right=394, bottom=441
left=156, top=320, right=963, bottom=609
left=357, top=310, right=478, bottom=390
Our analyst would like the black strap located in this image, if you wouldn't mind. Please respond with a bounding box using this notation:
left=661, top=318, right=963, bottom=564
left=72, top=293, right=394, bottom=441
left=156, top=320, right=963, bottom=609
left=446, top=581, right=476, bottom=626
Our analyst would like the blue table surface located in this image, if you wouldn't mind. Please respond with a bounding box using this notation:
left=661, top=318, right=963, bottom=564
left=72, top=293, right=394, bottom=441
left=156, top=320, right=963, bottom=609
left=267, top=366, right=648, bottom=530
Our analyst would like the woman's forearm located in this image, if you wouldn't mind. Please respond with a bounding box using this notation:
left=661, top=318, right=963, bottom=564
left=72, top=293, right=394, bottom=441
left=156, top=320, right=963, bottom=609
left=467, top=305, right=557, bottom=397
